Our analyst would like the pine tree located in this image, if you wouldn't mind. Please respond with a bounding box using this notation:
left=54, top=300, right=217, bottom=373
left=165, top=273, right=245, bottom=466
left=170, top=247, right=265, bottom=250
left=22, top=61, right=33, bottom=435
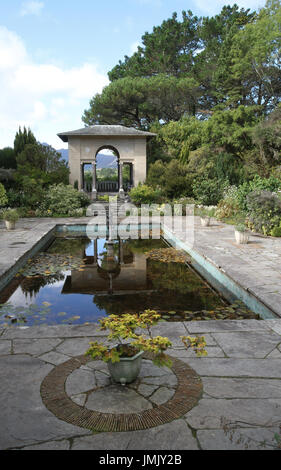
left=14, top=126, right=37, bottom=156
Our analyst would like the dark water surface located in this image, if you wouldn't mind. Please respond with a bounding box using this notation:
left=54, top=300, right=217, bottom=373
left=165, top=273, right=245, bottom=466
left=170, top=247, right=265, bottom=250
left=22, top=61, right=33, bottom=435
left=0, top=237, right=259, bottom=327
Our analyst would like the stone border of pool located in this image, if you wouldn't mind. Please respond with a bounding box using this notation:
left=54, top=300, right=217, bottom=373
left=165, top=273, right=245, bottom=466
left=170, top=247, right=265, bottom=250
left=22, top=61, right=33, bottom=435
left=40, top=351, right=202, bottom=432
left=163, top=224, right=279, bottom=320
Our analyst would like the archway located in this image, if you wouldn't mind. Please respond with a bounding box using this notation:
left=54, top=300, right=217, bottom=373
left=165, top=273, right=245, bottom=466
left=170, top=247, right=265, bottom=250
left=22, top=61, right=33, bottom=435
left=95, top=146, right=119, bottom=193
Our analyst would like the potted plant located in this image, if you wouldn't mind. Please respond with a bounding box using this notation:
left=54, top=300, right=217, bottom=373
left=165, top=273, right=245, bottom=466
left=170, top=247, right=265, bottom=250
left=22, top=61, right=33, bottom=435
left=1, top=208, right=19, bottom=230
left=197, top=207, right=215, bottom=227
left=234, top=223, right=249, bottom=244
left=85, top=310, right=207, bottom=385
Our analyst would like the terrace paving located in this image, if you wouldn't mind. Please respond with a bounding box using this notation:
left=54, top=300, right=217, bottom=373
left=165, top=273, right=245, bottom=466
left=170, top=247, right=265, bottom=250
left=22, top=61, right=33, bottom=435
left=0, top=216, right=281, bottom=450
left=0, top=320, right=281, bottom=450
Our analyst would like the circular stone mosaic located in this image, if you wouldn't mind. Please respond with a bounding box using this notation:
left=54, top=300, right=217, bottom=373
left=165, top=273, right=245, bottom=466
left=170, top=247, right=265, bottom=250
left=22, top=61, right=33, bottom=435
left=40, top=352, right=202, bottom=432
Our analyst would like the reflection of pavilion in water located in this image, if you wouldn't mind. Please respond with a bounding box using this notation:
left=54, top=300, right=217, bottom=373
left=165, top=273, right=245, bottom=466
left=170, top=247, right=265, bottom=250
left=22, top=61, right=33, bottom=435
left=61, top=238, right=153, bottom=296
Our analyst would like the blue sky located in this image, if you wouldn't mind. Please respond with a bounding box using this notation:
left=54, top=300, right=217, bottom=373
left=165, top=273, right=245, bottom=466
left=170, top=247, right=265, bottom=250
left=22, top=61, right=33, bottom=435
left=0, top=0, right=265, bottom=149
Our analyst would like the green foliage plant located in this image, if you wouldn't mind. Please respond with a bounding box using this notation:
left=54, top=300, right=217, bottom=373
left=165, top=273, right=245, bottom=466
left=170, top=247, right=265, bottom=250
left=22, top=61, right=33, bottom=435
left=0, top=183, right=8, bottom=207
left=14, top=126, right=36, bottom=156
left=0, top=147, right=17, bottom=169
left=37, top=184, right=89, bottom=217
left=85, top=310, right=207, bottom=369
left=270, top=226, right=281, bottom=237
left=234, top=223, right=247, bottom=233
left=98, top=194, right=110, bottom=202
left=215, top=185, right=241, bottom=220
left=147, top=159, right=193, bottom=199
left=1, top=208, right=19, bottom=222
left=16, top=143, right=69, bottom=187
left=82, top=74, right=199, bottom=129
left=246, top=190, right=281, bottom=235
left=196, top=207, right=216, bottom=218
left=193, top=178, right=228, bottom=205
left=129, top=184, right=162, bottom=205
left=236, top=175, right=281, bottom=211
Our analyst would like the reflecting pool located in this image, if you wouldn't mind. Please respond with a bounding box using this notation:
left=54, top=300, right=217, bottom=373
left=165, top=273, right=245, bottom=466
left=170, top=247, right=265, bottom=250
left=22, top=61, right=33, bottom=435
left=0, top=236, right=260, bottom=327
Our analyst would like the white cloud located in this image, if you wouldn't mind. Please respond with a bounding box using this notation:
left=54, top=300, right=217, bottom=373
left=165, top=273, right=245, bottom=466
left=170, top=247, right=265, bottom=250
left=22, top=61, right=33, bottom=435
left=20, top=1, right=44, bottom=16
left=0, top=27, right=27, bottom=69
left=193, top=0, right=265, bottom=15
left=0, top=26, right=109, bottom=149
left=130, top=41, right=141, bottom=55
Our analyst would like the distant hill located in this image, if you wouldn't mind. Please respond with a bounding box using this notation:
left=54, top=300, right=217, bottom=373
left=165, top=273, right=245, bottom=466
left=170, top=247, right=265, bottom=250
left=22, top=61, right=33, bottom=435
left=57, top=148, right=69, bottom=162
left=96, top=154, right=117, bottom=169
left=41, top=143, right=69, bottom=163
left=41, top=143, right=117, bottom=169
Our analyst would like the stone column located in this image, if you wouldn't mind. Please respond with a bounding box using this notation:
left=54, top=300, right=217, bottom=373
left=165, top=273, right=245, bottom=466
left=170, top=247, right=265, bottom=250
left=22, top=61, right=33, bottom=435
left=119, top=160, right=125, bottom=200
left=92, top=158, right=97, bottom=201
left=80, top=162, right=84, bottom=191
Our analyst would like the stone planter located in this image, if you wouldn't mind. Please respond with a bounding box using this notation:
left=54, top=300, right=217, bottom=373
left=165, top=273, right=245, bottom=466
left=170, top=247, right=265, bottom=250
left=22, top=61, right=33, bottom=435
left=107, top=350, right=144, bottom=385
left=200, top=217, right=210, bottom=227
left=235, top=230, right=249, bottom=244
left=5, top=220, right=16, bottom=230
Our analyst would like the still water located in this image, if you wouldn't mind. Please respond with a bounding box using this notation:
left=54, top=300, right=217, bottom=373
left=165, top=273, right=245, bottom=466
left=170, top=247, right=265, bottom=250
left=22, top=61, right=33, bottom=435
left=0, top=236, right=256, bottom=327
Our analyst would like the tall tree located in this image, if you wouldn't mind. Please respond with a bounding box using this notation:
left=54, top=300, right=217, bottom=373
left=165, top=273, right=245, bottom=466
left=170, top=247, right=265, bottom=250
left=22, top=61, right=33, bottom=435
left=194, top=5, right=256, bottom=112
left=16, top=143, right=69, bottom=186
left=0, top=147, right=17, bottom=169
left=82, top=74, right=199, bottom=129
left=14, top=126, right=36, bottom=156
left=228, top=0, right=281, bottom=112
left=108, top=10, right=200, bottom=81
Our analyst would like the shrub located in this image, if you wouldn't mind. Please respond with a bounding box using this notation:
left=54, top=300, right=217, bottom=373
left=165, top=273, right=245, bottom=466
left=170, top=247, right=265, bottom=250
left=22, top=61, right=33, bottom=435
left=129, top=184, right=162, bottom=205
left=215, top=185, right=240, bottom=219
left=11, top=176, right=46, bottom=210
left=1, top=208, right=19, bottom=222
left=98, top=195, right=110, bottom=202
left=246, top=190, right=281, bottom=235
left=0, top=147, right=17, bottom=169
left=6, top=189, right=24, bottom=208
left=192, top=178, right=228, bottom=206
left=37, top=184, right=89, bottom=216
left=159, top=160, right=192, bottom=199
left=236, top=175, right=281, bottom=211
left=270, top=226, right=281, bottom=237
left=0, top=183, right=8, bottom=207
left=197, top=207, right=216, bottom=218
left=147, top=160, right=193, bottom=199
left=235, top=223, right=247, bottom=233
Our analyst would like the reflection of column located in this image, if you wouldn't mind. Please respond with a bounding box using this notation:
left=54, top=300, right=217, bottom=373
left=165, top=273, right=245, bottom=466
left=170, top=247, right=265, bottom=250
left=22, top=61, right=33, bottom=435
left=94, top=239, right=98, bottom=265
left=119, top=239, right=124, bottom=265
left=119, top=160, right=125, bottom=200
left=80, top=162, right=84, bottom=191
left=92, top=158, right=97, bottom=200
left=107, top=240, right=114, bottom=259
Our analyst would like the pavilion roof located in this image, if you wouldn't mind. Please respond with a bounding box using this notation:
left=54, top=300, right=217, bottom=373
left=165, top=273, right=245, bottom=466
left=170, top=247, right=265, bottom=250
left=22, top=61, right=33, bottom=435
left=57, top=125, right=157, bottom=142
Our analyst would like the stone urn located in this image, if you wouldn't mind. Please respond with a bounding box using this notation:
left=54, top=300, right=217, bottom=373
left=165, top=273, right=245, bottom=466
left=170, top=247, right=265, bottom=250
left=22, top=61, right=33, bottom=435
left=107, top=350, right=144, bottom=386
left=235, top=230, right=249, bottom=244
left=5, top=220, right=16, bottom=230
left=200, top=216, right=210, bottom=227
